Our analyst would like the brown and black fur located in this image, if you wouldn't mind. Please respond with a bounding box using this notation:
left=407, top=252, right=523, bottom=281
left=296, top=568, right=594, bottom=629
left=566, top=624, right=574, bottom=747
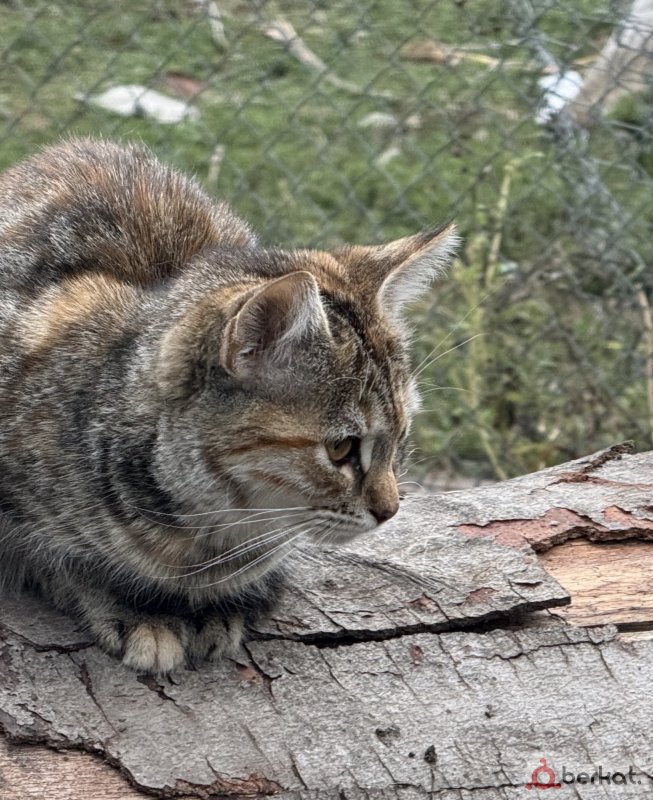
left=0, top=138, right=457, bottom=673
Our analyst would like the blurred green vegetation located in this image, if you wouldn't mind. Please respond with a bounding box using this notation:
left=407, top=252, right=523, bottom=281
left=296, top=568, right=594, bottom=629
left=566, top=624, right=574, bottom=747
left=1, top=0, right=651, bottom=479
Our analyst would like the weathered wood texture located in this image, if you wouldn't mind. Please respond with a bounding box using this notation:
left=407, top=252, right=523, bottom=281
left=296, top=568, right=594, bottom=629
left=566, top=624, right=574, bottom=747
left=1, top=444, right=652, bottom=799
left=541, top=539, right=653, bottom=630
left=0, top=737, right=144, bottom=800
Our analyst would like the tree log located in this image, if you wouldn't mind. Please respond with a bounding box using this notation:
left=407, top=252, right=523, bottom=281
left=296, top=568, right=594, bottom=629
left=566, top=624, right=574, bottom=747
left=1, top=443, right=653, bottom=799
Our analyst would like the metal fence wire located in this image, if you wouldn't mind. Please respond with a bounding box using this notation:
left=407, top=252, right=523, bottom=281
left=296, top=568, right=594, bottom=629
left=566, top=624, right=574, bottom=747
left=1, top=0, right=653, bottom=481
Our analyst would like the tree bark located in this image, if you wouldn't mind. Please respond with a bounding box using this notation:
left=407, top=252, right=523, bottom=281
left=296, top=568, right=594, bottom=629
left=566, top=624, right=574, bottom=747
left=1, top=443, right=652, bottom=799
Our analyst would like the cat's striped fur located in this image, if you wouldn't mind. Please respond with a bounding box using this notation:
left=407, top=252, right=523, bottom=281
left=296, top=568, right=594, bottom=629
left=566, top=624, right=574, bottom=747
left=0, top=138, right=457, bottom=673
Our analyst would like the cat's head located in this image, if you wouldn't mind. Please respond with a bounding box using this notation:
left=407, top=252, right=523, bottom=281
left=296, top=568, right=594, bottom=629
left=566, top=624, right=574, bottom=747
left=157, top=223, right=458, bottom=543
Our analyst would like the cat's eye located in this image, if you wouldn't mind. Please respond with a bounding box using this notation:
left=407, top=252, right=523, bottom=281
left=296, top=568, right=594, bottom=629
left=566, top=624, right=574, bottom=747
left=326, top=437, right=355, bottom=465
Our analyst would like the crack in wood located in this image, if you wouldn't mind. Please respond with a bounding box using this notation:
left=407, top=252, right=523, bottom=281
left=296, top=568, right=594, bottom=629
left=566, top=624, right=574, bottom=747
left=76, top=660, right=119, bottom=734
left=252, top=600, right=570, bottom=649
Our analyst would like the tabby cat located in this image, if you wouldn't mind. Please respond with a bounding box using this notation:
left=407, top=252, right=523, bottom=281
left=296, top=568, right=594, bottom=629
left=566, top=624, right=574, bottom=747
left=0, top=139, right=457, bottom=673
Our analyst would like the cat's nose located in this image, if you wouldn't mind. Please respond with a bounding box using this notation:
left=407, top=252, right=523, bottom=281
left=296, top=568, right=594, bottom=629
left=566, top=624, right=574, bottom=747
left=366, top=470, right=400, bottom=525
left=369, top=504, right=399, bottom=524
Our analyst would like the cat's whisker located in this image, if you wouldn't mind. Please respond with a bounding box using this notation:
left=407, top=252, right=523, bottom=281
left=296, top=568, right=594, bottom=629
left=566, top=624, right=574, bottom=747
left=129, top=507, right=308, bottom=533
left=190, top=511, right=309, bottom=538
left=419, top=387, right=471, bottom=397
left=410, top=289, right=494, bottom=376
left=196, top=526, right=311, bottom=589
left=397, top=480, right=425, bottom=491
left=411, top=405, right=470, bottom=417
left=44, top=495, right=309, bottom=545
left=418, top=382, right=471, bottom=394
left=403, top=447, right=419, bottom=462
left=159, top=534, right=295, bottom=577
left=159, top=520, right=309, bottom=575
left=412, top=333, right=486, bottom=381
left=119, top=499, right=311, bottom=519
left=312, top=520, right=345, bottom=547
left=359, top=362, right=372, bottom=403
left=185, top=519, right=310, bottom=564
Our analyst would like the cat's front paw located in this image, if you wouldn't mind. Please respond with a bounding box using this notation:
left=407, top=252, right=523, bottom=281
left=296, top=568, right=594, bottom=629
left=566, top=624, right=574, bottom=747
left=121, top=620, right=188, bottom=674
left=191, top=613, right=245, bottom=664
left=69, top=584, right=245, bottom=673
left=90, top=609, right=244, bottom=673
left=82, top=606, right=192, bottom=674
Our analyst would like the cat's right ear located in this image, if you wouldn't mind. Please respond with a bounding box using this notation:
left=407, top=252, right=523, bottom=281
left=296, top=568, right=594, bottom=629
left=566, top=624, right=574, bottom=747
left=332, top=223, right=459, bottom=325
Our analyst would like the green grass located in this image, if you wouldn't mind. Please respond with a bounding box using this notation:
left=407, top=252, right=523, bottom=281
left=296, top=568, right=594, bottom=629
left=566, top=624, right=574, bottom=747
left=1, top=0, right=650, bottom=478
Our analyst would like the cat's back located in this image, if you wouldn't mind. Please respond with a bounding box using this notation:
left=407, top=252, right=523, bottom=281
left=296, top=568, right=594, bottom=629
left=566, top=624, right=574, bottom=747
left=0, top=138, right=255, bottom=292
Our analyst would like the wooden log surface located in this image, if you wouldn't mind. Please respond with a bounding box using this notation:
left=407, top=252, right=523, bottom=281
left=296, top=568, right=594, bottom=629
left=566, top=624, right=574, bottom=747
left=541, top=539, right=653, bottom=630
left=1, top=443, right=652, bottom=799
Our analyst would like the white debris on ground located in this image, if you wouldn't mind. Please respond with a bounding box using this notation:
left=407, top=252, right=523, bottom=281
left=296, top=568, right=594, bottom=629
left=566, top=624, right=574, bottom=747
left=79, top=85, right=199, bottom=124
left=535, top=70, right=583, bottom=124
left=357, top=112, right=399, bottom=130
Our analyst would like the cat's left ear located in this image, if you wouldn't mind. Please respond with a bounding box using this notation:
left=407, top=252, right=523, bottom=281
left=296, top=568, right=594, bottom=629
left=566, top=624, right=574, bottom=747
left=157, top=271, right=330, bottom=400
left=333, top=223, right=459, bottom=324
left=219, top=271, right=331, bottom=377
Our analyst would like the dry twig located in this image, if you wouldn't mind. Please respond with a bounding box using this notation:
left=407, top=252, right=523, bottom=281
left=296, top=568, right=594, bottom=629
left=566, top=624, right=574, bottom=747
left=206, top=144, right=225, bottom=190
left=400, top=37, right=594, bottom=73
left=263, top=19, right=391, bottom=99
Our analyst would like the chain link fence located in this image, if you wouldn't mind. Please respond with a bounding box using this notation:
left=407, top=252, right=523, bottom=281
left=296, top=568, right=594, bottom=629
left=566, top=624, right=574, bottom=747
left=1, top=0, right=652, bottom=481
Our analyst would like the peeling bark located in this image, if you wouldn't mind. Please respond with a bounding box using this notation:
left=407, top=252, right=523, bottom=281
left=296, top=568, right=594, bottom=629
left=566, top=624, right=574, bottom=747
left=1, top=445, right=653, bottom=799
left=541, top=538, right=653, bottom=630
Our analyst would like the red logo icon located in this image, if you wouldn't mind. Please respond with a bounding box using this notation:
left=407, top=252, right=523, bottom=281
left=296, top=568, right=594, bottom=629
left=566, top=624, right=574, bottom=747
left=525, top=758, right=562, bottom=790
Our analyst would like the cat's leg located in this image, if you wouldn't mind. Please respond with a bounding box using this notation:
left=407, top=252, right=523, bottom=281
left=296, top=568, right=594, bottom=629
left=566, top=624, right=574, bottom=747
left=46, top=577, right=192, bottom=673
left=188, top=612, right=245, bottom=665
left=46, top=574, right=248, bottom=672
left=186, top=573, right=283, bottom=665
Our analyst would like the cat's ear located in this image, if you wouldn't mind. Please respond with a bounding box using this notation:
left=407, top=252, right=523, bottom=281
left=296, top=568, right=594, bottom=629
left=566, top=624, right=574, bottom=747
left=219, top=271, right=330, bottom=376
left=158, top=272, right=330, bottom=399
left=333, top=223, right=459, bottom=323
left=375, top=224, right=459, bottom=319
